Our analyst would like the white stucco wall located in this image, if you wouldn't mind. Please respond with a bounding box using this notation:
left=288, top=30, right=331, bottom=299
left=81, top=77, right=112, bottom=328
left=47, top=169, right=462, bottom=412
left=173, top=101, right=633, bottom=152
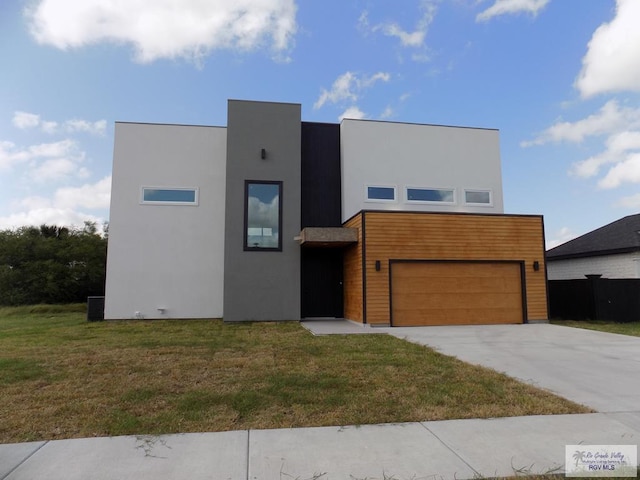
left=547, top=253, right=640, bottom=280
left=104, top=122, right=227, bottom=319
left=340, top=119, right=504, bottom=222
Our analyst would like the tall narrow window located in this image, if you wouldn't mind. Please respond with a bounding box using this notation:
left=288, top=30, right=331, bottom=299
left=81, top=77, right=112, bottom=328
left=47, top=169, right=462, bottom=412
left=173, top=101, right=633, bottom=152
left=244, top=181, right=282, bottom=251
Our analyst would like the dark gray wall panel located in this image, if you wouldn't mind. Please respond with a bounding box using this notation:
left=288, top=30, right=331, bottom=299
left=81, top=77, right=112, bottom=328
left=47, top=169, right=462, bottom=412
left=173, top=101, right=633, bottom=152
left=223, top=100, right=301, bottom=321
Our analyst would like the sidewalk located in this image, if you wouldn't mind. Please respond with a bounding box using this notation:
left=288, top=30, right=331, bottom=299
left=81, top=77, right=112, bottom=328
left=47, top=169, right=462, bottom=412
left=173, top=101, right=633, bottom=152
left=2, top=413, right=639, bottom=480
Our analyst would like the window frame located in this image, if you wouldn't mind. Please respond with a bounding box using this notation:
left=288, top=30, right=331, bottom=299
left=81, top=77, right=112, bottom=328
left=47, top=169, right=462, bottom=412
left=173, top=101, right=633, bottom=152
left=140, top=186, right=199, bottom=206
left=365, top=184, right=397, bottom=203
left=464, top=189, right=493, bottom=207
left=244, top=180, right=283, bottom=252
left=405, top=186, right=456, bottom=205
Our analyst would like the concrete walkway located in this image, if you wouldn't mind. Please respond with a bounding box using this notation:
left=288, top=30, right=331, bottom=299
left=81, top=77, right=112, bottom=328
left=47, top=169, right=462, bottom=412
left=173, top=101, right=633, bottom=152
left=3, top=321, right=639, bottom=479
left=2, top=413, right=639, bottom=480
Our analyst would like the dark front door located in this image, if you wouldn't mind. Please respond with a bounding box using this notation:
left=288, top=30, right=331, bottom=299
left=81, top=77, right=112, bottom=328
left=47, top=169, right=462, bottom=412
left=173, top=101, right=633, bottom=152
left=301, top=248, right=344, bottom=318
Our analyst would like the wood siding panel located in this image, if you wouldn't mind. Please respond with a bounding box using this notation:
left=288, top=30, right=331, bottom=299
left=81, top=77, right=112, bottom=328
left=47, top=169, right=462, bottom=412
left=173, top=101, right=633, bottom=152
left=363, top=212, right=547, bottom=325
left=342, top=214, right=363, bottom=322
left=391, top=262, right=523, bottom=326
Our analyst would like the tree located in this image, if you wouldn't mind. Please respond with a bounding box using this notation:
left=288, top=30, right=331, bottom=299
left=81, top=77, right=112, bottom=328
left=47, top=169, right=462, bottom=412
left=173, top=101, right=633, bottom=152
left=0, top=223, right=108, bottom=305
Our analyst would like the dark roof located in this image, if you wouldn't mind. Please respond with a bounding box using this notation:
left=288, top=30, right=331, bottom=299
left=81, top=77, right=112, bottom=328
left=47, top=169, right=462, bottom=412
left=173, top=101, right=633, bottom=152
left=547, top=213, right=640, bottom=260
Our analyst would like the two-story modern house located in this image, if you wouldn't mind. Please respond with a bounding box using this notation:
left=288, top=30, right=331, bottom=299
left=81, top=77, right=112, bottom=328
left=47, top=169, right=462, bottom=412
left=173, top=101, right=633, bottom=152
left=104, top=99, right=548, bottom=326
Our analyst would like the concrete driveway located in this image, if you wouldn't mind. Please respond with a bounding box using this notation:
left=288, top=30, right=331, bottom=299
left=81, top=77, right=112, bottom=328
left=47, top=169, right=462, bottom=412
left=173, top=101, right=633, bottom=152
left=386, top=323, right=640, bottom=414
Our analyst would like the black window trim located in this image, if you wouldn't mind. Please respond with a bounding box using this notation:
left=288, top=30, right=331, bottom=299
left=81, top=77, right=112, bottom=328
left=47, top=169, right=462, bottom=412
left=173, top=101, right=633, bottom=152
left=243, top=180, right=283, bottom=252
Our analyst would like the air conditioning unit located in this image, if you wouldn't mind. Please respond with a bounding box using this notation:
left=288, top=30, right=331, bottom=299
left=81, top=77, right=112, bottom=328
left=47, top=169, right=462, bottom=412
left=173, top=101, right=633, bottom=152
left=87, top=296, right=105, bottom=321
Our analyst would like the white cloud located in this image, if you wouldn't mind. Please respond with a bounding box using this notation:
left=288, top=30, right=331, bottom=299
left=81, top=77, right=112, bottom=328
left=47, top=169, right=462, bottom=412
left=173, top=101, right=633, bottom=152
left=0, top=139, right=79, bottom=170
left=12, top=111, right=40, bottom=129
left=598, top=153, right=640, bottom=189
left=17, top=196, right=51, bottom=210
left=314, top=72, right=359, bottom=109
left=575, top=0, right=640, bottom=97
left=31, top=158, right=90, bottom=183
left=0, top=208, right=103, bottom=231
left=28, top=139, right=79, bottom=158
left=0, top=141, right=30, bottom=169
left=522, top=100, right=640, bottom=146
left=248, top=195, right=279, bottom=229
left=361, top=72, right=390, bottom=87
left=65, top=119, right=107, bottom=135
left=0, top=176, right=112, bottom=230
left=0, top=138, right=89, bottom=183
left=380, top=106, right=394, bottom=119
left=26, top=0, right=298, bottom=64
left=41, top=121, right=59, bottom=134
left=54, top=176, right=112, bottom=209
left=546, top=226, right=578, bottom=250
left=339, top=106, right=366, bottom=121
left=520, top=0, right=640, bottom=194
left=570, top=131, right=640, bottom=178
left=11, top=111, right=106, bottom=135
left=616, top=193, right=640, bottom=209
left=357, top=10, right=370, bottom=32
left=524, top=100, right=640, bottom=190
left=411, top=52, right=432, bottom=63
left=371, top=0, right=437, bottom=48
left=247, top=194, right=279, bottom=247
left=476, top=0, right=550, bottom=22
left=314, top=71, right=390, bottom=109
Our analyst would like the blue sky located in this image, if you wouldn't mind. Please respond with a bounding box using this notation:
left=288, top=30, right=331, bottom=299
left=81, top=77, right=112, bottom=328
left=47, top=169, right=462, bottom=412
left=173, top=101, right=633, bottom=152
left=1, top=0, right=639, bottom=248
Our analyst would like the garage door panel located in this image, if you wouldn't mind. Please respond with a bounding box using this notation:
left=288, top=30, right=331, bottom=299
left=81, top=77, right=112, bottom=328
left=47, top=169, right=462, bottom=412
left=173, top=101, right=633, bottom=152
left=392, top=308, right=522, bottom=326
left=397, top=278, right=521, bottom=295
left=391, top=261, right=523, bottom=326
left=394, top=292, right=522, bottom=309
left=398, top=263, right=513, bottom=278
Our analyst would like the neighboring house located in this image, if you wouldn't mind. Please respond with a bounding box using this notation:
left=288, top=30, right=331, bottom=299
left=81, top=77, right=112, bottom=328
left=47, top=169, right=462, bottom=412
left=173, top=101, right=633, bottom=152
left=104, top=99, right=548, bottom=326
left=547, top=214, right=640, bottom=280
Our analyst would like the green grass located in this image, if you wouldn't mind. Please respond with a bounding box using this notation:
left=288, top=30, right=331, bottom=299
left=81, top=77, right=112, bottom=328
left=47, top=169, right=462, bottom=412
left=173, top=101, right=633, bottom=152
left=0, top=307, right=591, bottom=443
left=551, top=319, right=640, bottom=337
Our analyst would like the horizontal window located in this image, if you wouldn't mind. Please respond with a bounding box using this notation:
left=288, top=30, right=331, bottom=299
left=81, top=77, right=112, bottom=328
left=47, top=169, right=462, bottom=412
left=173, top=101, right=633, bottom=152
left=366, top=185, right=396, bottom=202
left=141, top=187, right=198, bottom=205
left=406, top=187, right=455, bottom=204
left=464, top=189, right=492, bottom=205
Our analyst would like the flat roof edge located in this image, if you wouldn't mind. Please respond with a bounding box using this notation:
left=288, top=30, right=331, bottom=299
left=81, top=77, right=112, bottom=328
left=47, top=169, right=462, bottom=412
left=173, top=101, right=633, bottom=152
left=339, top=117, right=499, bottom=132
left=115, top=121, right=226, bottom=129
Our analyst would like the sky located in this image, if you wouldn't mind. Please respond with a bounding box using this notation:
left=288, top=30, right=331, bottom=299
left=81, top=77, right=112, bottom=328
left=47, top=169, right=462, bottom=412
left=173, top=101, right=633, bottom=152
left=1, top=0, right=640, bottom=249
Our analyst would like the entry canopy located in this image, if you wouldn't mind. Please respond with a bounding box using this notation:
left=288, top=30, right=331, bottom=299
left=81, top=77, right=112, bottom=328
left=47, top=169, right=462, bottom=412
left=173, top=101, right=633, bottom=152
left=297, top=227, right=358, bottom=247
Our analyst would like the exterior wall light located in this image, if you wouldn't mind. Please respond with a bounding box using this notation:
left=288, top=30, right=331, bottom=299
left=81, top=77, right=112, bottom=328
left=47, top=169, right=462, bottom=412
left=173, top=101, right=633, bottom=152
left=261, top=148, right=266, bottom=160
left=533, top=261, right=540, bottom=271
left=375, top=260, right=381, bottom=271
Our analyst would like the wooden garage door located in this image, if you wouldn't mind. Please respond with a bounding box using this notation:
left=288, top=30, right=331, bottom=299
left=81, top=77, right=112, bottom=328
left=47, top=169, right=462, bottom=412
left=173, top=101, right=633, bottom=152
left=391, top=261, right=524, bottom=326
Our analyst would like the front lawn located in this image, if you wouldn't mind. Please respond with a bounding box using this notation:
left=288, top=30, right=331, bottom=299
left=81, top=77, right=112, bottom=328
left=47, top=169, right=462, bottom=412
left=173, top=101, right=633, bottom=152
left=551, top=319, right=640, bottom=337
left=0, top=306, right=591, bottom=443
